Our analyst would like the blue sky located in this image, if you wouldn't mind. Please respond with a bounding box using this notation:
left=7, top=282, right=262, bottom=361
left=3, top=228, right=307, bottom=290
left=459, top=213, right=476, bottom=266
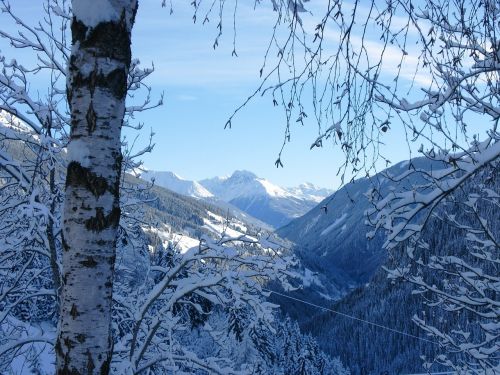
left=1, top=1, right=426, bottom=188
left=129, top=1, right=352, bottom=188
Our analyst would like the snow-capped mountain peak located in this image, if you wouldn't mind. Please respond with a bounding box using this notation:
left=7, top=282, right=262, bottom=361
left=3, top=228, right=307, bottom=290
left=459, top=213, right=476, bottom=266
left=286, top=182, right=334, bottom=202
left=142, top=168, right=333, bottom=228
left=230, top=170, right=257, bottom=180
left=257, top=178, right=291, bottom=198
left=200, top=171, right=333, bottom=228
left=140, top=170, right=214, bottom=199
left=200, top=170, right=292, bottom=201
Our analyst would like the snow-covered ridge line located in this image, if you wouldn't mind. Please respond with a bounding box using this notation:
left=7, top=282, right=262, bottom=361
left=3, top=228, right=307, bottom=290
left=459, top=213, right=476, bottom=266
left=140, top=168, right=334, bottom=228
left=140, top=170, right=214, bottom=199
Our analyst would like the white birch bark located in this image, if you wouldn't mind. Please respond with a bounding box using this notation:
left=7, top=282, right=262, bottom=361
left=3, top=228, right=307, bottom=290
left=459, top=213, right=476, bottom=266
left=56, top=1, right=138, bottom=373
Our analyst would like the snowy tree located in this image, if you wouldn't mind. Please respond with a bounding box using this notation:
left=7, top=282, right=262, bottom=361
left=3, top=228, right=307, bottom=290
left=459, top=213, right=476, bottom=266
left=56, top=0, right=139, bottom=371
left=0, top=0, right=69, bottom=370
left=196, top=0, right=499, bottom=369
left=0, top=4, right=309, bottom=374
left=2, top=0, right=497, bottom=373
left=201, top=0, right=499, bottom=371
left=383, top=166, right=499, bottom=373
left=0, top=1, right=155, bottom=372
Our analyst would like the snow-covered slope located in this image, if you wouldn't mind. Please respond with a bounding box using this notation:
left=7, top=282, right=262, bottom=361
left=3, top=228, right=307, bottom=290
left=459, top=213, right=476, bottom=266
left=200, top=170, right=333, bottom=228
left=276, top=158, right=440, bottom=300
left=141, top=170, right=214, bottom=199
left=201, top=170, right=292, bottom=201
left=286, top=182, right=333, bottom=203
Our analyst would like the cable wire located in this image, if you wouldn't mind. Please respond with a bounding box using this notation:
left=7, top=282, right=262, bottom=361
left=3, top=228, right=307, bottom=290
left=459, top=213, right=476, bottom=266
left=263, top=288, right=440, bottom=346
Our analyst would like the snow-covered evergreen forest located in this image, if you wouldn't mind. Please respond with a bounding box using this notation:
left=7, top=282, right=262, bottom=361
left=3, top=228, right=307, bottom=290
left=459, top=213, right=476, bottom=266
left=0, top=0, right=498, bottom=374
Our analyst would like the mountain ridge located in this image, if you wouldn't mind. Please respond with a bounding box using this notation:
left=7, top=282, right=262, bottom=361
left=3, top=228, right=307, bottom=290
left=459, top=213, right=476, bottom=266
left=141, top=168, right=333, bottom=228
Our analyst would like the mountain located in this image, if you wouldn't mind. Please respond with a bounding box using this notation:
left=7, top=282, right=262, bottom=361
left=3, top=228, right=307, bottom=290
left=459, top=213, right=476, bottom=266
left=300, top=166, right=499, bottom=374
left=0, top=113, right=347, bottom=374
left=140, top=170, right=214, bottom=199
left=200, top=170, right=333, bottom=228
left=139, top=170, right=274, bottom=231
left=286, top=182, right=333, bottom=202
left=276, top=158, right=439, bottom=301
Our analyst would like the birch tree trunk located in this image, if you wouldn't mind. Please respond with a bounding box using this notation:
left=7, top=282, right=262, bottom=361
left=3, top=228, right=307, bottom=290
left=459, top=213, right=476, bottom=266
left=56, top=1, right=138, bottom=373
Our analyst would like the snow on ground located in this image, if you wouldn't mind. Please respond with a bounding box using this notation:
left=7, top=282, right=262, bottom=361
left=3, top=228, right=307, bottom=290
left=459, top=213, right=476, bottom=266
left=170, top=233, right=201, bottom=253
left=301, top=268, right=323, bottom=288
left=143, top=210, right=260, bottom=256
left=302, top=214, right=321, bottom=236
left=285, top=182, right=333, bottom=202
left=143, top=224, right=202, bottom=254
left=0, top=111, right=40, bottom=141
left=321, top=213, right=348, bottom=236
left=203, top=211, right=252, bottom=239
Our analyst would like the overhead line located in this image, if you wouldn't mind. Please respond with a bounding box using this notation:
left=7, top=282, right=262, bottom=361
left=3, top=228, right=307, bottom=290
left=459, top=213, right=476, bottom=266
left=263, top=288, right=440, bottom=346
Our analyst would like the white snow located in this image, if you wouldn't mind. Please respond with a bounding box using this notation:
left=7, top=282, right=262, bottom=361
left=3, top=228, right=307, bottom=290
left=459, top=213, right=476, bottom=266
left=143, top=224, right=202, bottom=254
left=301, top=268, right=323, bottom=288
left=2, top=317, right=55, bottom=375
left=201, top=170, right=332, bottom=203
left=301, top=214, right=321, bottom=236
left=204, top=173, right=291, bottom=201
left=321, top=213, right=348, bottom=236
left=170, top=234, right=200, bottom=254
left=286, top=182, right=333, bottom=202
left=142, top=170, right=214, bottom=199
left=72, top=0, right=119, bottom=28
left=258, top=178, right=292, bottom=198
left=203, top=211, right=252, bottom=239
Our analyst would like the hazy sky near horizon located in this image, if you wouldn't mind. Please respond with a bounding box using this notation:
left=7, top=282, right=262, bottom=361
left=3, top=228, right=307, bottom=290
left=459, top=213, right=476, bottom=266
left=1, top=0, right=425, bottom=188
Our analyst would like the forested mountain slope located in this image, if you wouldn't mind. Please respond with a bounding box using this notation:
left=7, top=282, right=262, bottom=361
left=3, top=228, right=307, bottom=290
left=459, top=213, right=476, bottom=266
left=298, top=164, right=499, bottom=374
left=276, top=158, right=439, bottom=300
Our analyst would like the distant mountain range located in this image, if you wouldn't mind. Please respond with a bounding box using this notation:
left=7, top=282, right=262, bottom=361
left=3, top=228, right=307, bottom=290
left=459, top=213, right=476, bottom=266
left=141, top=171, right=214, bottom=199
left=141, top=169, right=333, bottom=228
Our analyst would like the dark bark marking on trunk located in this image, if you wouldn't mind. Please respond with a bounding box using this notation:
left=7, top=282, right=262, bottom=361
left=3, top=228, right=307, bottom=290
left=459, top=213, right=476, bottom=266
left=67, top=86, right=73, bottom=107
left=71, top=12, right=132, bottom=64
left=76, top=334, right=86, bottom=344
left=69, top=65, right=128, bottom=101
left=62, top=235, right=70, bottom=252
left=99, top=352, right=111, bottom=375
left=86, top=102, right=97, bottom=134
left=64, top=337, right=75, bottom=351
left=89, top=69, right=98, bottom=96
left=112, top=153, right=123, bottom=173
left=84, top=206, right=120, bottom=232
left=86, top=350, right=95, bottom=375
left=66, top=162, right=116, bottom=198
left=105, top=68, right=127, bottom=99
left=79, top=256, right=98, bottom=268
left=70, top=304, right=80, bottom=319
